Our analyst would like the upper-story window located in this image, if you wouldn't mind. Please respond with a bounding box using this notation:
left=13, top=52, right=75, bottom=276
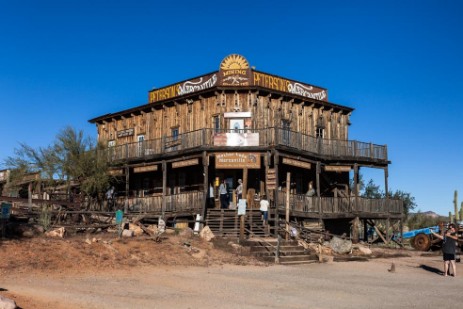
left=213, top=115, right=221, bottom=133
left=316, top=116, right=325, bottom=138
left=281, top=119, right=291, bottom=145
left=230, top=119, right=244, bottom=133
left=137, top=135, right=145, bottom=156
left=172, top=128, right=179, bottom=140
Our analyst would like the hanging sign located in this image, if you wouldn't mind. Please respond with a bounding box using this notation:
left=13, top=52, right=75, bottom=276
left=324, top=165, right=351, bottom=172
left=282, top=158, right=311, bottom=170
left=215, top=152, right=260, bottom=169
left=134, top=165, right=158, bottom=173
left=172, top=158, right=199, bottom=168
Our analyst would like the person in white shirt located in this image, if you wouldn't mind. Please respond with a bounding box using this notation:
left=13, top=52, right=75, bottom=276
left=236, top=179, right=243, bottom=200
left=219, top=179, right=229, bottom=209
left=259, top=195, right=269, bottom=224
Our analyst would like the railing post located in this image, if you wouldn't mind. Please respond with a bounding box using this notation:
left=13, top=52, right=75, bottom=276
left=275, top=234, right=281, bottom=264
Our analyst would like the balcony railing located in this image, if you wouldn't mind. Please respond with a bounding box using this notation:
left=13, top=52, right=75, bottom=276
left=105, top=127, right=387, bottom=163
left=277, top=192, right=403, bottom=215
left=107, top=190, right=402, bottom=216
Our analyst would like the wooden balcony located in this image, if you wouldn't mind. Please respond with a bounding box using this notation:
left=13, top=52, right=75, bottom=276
left=276, top=192, right=403, bottom=219
left=110, top=191, right=403, bottom=219
left=104, top=127, right=388, bottom=163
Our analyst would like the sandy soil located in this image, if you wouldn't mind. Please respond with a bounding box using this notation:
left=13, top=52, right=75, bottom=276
left=1, top=232, right=462, bottom=309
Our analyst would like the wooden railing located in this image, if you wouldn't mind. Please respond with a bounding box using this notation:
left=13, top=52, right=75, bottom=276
left=277, top=192, right=403, bottom=215
left=112, top=191, right=204, bottom=213
left=104, top=127, right=387, bottom=163
left=84, top=190, right=403, bottom=217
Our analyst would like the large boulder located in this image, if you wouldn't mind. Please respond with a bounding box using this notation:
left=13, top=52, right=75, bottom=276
left=0, top=295, right=17, bottom=309
left=45, top=227, right=65, bottom=238
left=199, top=226, right=215, bottom=242
left=128, top=223, right=144, bottom=237
left=329, top=236, right=352, bottom=254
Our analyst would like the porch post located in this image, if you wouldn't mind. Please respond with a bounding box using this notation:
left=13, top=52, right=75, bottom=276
left=353, top=164, right=359, bottom=212
left=316, top=161, right=322, bottom=224
left=162, top=160, right=167, bottom=218
left=202, top=151, right=209, bottom=219
left=285, top=172, right=290, bottom=241
left=124, top=164, right=129, bottom=213
left=274, top=151, right=279, bottom=237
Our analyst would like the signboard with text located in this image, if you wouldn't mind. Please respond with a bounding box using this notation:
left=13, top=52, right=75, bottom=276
left=215, top=152, right=261, bottom=169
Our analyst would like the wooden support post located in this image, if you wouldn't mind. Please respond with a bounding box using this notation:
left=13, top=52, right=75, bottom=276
left=202, top=152, right=209, bottom=219
left=124, top=165, right=129, bottom=213
left=386, top=218, right=390, bottom=244
left=285, top=172, right=290, bottom=241
left=316, top=162, right=322, bottom=224
left=354, top=164, right=359, bottom=212
left=363, top=219, right=368, bottom=243
left=240, top=168, right=248, bottom=242
left=352, top=216, right=360, bottom=244
left=162, top=161, right=167, bottom=218
left=274, top=151, right=279, bottom=237
left=28, top=183, right=32, bottom=211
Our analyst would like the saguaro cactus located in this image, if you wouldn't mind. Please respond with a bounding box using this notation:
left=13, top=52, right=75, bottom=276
left=460, top=201, right=463, bottom=223
left=454, top=190, right=459, bottom=222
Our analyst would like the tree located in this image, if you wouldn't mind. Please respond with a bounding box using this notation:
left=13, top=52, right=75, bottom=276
left=389, top=190, right=417, bottom=216
left=4, top=126, right=110, bottom=203
left=355, top=176, right=417, bottom=216
left=362, top=179, right=383, bottom=199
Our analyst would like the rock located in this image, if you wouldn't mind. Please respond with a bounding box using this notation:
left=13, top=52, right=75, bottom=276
left=330, top=236, right=352, bottom=254
left=0, top=295, right=17, bottom=309
left=45, top=227, right=65, bottom=238
left=122, top=229, right=134, bottom=237
left=128, top=223, right=144, bottom=237
left=199, top=226, right=215, bottom=242
left=85, top=238, right=92, bottom=245
left=32, top=225, right=45, bottom=234
left=22, top=230, right=34, bottom=238
left=352, top=244, right=372, bottom=256
left=179, top=227, right=194, bottom=238
left=321, top=255, right=334, bottom=263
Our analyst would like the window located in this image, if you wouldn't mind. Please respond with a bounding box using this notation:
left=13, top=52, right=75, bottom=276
left=230, top=119, right=244, bottom=133
left=213, top=115, right=220, bottom=133
left=316, top=115, right=325, bottom=138
left=171, top=127, right=179, bottom=151
left=108, top=140, right=116, bottom=160
left=281, top=119, right=291, bottom=145
left=172, top=128, right=179, bottom=140
left=137, top=135, right=144, bottom=156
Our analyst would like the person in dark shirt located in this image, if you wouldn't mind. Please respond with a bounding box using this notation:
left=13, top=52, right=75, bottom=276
left=432, top=223, right=458, bottom=277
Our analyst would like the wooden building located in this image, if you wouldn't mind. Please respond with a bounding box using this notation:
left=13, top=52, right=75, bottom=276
left=89, top=54, right=403, bottom=240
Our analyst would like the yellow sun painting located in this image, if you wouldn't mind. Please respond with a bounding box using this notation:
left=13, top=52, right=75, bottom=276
left=220, top=54, right=249, bottom=70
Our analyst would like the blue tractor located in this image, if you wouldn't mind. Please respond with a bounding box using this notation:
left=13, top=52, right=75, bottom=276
left=401, top=223, right=463, bottom=251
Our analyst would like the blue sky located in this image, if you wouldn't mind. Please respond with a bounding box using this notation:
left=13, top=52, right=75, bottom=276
left=0, top=0, right=461, bottom=216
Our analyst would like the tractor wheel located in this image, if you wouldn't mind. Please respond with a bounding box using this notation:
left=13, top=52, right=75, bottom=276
left=412, top=233, right=431, bottom=251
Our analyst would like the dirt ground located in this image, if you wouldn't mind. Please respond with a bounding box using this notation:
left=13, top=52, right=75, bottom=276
left=1, top=231, right=462, bottom=309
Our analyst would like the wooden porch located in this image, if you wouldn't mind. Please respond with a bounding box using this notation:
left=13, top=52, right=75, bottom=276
left=103, top=127, right=388, bottom=164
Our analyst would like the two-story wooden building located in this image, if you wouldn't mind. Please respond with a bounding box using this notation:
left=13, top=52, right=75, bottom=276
left=89, top=54, right=403, bottom=239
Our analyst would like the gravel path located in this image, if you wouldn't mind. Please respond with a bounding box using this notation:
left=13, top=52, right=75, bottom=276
left=2, top=254, right=462, bottom=309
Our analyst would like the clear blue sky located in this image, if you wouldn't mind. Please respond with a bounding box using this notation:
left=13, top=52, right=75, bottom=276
left=0, top=0, right=461, bottom=216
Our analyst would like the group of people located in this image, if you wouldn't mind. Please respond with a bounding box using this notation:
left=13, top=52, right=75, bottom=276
left=216, top=178, right=269, bottom=224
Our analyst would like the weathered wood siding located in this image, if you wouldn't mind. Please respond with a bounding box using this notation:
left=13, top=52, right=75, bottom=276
left=96, top=91, right=351, bottom=147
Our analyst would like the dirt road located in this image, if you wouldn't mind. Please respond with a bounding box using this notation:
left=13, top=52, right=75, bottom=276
left=1, top=235, right=462, bottom=308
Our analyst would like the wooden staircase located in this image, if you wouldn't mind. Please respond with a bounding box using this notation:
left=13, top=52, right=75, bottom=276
left=206, top=209, right=275, bottom=237
left=243, top=238, right=317, bottom=265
